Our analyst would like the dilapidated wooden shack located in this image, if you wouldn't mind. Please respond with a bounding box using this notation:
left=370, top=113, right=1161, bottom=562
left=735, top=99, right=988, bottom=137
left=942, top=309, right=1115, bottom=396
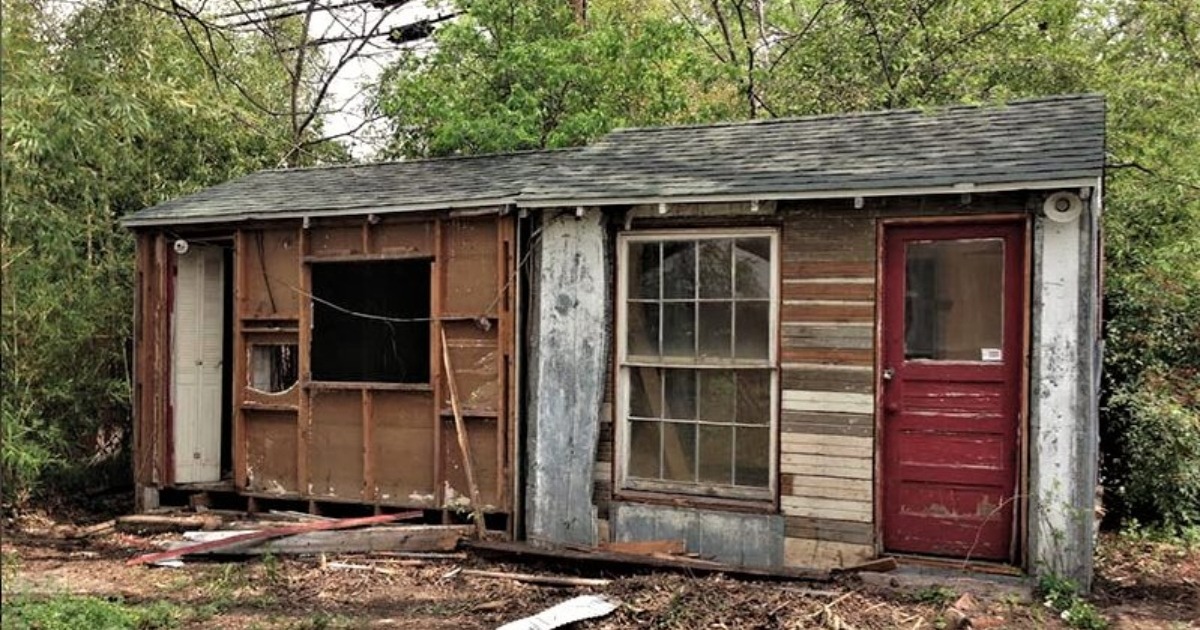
left=125, top=94, right=1105, bottom=586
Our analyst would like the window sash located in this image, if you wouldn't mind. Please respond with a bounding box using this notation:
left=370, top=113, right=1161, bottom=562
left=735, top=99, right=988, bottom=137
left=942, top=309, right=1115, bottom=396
left=616, top=229, right=779, bottom=501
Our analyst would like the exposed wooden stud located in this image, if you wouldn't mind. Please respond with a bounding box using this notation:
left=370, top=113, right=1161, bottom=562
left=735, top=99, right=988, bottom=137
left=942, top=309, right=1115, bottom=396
left=431, top=217, right=445, bottom=517
left=232, top=230, right=249, bottom=490
left=297, top=227, right=311, bottom=497
left=362, top=388, right=375, bottom=501
left=441, top=328, right=487, bottom=538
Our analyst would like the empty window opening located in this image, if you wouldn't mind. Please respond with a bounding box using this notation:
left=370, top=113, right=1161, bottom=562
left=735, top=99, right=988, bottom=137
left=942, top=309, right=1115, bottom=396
left=311, top=260, right=431, bottom=383
left=249, top=344, right=299, bottom=393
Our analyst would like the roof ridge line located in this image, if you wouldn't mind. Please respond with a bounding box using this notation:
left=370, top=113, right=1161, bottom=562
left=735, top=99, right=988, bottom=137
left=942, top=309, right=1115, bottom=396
left=605, top=93, right=1105, bottom=136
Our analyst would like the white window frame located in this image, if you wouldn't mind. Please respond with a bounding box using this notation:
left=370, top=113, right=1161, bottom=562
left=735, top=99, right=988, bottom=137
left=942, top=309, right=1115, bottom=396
left=615, top=228, right=780, bottom=502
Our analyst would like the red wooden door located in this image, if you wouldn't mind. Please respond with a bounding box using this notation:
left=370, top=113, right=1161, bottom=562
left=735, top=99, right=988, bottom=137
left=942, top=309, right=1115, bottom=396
left=881, top=221, right=1025, bottom=561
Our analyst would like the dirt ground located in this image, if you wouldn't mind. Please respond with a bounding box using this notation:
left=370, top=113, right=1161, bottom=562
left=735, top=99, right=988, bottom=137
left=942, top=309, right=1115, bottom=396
left=1, top=510, right=1196, bottom=629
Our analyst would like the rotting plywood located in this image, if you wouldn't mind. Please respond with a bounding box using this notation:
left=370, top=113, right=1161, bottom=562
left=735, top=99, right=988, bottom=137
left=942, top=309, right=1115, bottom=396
left=441, top=323, right=500, bottom=413
left=309, top=224, right=364, bottom=258
left=245, top=410, right=298, bottom=494
left=373, top=219, right=433, bottom=257
left=374, top=391, right=436, bottom=506
left=241, top=228, right=301, bottom=319
left=443, top=217, right=500, bottom=315
left=309, top=390, right=364, bottom=498
left=441, top=417, right=500, bottom=509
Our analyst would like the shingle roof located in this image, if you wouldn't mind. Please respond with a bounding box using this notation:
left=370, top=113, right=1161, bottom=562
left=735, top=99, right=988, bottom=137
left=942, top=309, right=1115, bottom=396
left=518, top=94, right=1106, bottom=206
left=124, top=94, right=1105, bottom=227
left=122, top=149, right=576, bottom=226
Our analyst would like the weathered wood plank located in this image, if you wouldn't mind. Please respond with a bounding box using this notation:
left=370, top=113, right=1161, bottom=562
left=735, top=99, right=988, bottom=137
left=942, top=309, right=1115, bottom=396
left=782, top=411, right=875, bottom=437
left=781, top=496, right=873, bottom=523
left=781, top=369, right=874, bottom=394
left=781, top=302, right=874, bottom=323
left=783, top=538, right=875, bottom=569
left=784, top=516, right=876, bottom=545
left=782, top=390, right=874, bottom=414
left=783, top=282, right=874, bottom=301
left=781, top=348, right=873, bottom=365
left=526, top=212, right=607, bottom=547
left=173, top=525, right=468, bottom=555
left=781, top=454, right=873, bottom=480
left=781, top=261, right=874, bottom=279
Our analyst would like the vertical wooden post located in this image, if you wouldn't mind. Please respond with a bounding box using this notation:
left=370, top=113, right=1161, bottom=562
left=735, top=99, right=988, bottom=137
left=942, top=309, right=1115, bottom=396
left=362, top=388, right=375, bottom=502
left=441, top=329, right=486, bottom=538
left=297, top=227, right=311, bottom=497
left=431, top=217, right=445, bottom=515
left=495, top=216, right=509, bottom=508
left=232, top=230, right=248, bottom=490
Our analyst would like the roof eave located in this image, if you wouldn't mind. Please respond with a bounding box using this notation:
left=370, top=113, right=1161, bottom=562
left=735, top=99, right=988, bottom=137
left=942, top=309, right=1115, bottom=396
left=514, top=177, right=1100, bottom=209
left=120, top=197, right=517, bottom=229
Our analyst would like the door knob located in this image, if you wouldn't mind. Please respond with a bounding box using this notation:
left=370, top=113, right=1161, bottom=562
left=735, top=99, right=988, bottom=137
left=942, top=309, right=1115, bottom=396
left=882, top=367, right=895, bottom=381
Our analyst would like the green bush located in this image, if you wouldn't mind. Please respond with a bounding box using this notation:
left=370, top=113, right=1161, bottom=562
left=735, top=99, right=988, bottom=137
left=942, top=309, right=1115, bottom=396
left=1, top=596, right=186, bottom=630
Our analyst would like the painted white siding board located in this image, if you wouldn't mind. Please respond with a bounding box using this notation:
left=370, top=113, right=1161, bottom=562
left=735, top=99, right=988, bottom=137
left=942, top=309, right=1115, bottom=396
left=1029, top=184, right=1101, bottom=589
left=172, top=245, right=224, bottom=484
left=525, top=212, right=607, bottom=547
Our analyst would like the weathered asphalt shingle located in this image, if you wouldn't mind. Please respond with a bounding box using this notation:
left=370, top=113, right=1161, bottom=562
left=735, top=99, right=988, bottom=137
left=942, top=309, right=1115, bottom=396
left=124, top=95, right=1105, bottom=226
left=519, top=94, right=1106, bottom=205
left=122, top=149, right=576, bottom=226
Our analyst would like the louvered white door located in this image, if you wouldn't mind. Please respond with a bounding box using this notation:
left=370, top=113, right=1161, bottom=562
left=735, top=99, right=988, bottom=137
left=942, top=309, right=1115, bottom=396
left=172, top=244, right=225, bottom=483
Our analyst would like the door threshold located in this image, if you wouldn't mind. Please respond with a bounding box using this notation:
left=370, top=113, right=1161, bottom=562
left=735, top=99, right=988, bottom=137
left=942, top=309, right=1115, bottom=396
left=885, top=552, right=1024, bottom=577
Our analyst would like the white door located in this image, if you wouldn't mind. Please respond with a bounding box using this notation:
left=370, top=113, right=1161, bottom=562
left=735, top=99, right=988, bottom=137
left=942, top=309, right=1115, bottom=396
left=172, top=244, right=225, bottom=483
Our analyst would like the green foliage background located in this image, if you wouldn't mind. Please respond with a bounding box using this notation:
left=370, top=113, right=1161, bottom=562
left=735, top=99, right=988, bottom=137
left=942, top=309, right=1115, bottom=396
left=2, top=0, right=1197, bottom=528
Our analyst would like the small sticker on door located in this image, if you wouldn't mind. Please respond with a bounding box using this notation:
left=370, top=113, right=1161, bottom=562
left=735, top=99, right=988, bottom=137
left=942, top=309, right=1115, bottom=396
left=981, top=348, right=1003, bottom=362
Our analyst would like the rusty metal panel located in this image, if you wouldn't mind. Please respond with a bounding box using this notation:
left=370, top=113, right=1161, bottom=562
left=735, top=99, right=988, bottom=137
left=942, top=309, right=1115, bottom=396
left=241, top=228, right=301, bottom=319
left=442, top=217, right=499, bottom=315
left=611, top=502, right=784, bottom=569
left=245, top=410, right=298, bottom=494
left=374, top=390, right=436, bottom=506
left=309, top=390, right=364, bottom=498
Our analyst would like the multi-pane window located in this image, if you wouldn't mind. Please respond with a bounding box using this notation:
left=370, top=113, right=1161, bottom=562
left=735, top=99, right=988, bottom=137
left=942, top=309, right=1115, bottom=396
left=618, top=231, right=778, bottom=500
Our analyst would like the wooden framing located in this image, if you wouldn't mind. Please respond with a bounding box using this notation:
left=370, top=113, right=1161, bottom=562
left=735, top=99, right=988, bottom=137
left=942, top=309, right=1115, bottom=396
left=133, top=211, right=518, bottom=526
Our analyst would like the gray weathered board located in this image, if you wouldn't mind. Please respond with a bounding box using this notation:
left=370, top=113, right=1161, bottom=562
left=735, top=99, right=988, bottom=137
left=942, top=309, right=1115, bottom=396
left=167, top=525, right=468, bottom=556
left=525, top=212, right=608, bottom=547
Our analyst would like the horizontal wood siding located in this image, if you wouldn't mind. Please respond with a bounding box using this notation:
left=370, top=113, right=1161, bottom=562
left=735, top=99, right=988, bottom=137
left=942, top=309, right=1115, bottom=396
left=779, top=212, right=878, bottom=567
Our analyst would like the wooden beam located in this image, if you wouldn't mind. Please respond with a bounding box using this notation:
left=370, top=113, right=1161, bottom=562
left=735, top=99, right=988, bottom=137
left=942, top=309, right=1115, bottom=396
left=297, top=227, right=311, bottom=497
left=232, top=230, right=248, bottom=489
left=456, top=568, right=610, bottom=588
left=173, top=524, right=466, bottom=555
left=362, top=388, right=374, bottom=502
left=441, top=328, right=487, bottom=538
left=432, top=218, right=444, bottom=514
left=127, top=512, right=419, bottom=565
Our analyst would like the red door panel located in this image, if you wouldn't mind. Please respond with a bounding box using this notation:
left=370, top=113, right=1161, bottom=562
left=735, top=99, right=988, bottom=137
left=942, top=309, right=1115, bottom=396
left=881, top=221, right=1024, bottom=561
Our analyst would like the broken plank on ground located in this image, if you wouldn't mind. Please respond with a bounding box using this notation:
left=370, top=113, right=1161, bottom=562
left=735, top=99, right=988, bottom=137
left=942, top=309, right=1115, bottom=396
left=127, top=512, right=420, bottom=565
left=172, top=525, right=469, bottom=555
left=116, top=514, right=223, bottom=534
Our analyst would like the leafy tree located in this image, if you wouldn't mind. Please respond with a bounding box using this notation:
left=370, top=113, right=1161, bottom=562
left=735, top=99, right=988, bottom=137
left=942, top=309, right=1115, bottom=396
left=375, top=0, right=727, bottom=157
left=0, top=0, right=313, bottom=504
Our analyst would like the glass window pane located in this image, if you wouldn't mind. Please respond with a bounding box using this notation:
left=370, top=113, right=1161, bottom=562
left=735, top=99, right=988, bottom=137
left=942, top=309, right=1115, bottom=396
left=628, top=367, right=660, bottom=418
left=626, top=301, right=660, bottom=357
left=663, top=369, right=696, bottom=420
left=627, top=241, right=660, bottom=300
left=736, top=371, right=771, bottom=425
left=662, top=422, right=697, bottom=482
left=662, top=241, right=696, bottom=299
left=698, top=425, right=733, bottom=485
left=698, top=239, right=733, bottom=298
left=698, top=370, right=735, bottom=423
left=734, top=302, right=770, bottom=359
left=662, top=302, right=696, bottom=357
left=734, top=426, right=770, bottom=487
left=698, top=301, right=733, bottom=358
left=629, top=421, right=661, bottom=479
left=905, top=239, right=1004, bottom=361
left=735, top=238, right=771, bottom=298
